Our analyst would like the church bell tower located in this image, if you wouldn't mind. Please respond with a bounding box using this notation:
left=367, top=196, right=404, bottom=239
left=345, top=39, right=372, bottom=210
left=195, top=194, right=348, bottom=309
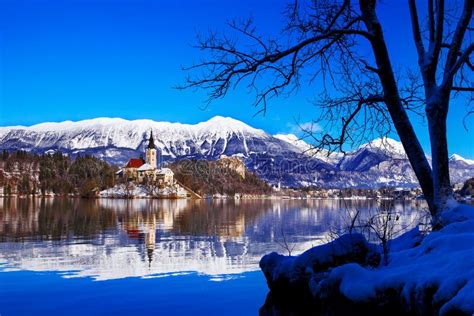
left=145, top=130, right=157, bottom=169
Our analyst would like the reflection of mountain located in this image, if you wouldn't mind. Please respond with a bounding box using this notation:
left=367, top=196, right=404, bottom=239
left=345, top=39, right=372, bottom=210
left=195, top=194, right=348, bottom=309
left=0, top=198, right=422, bottom=280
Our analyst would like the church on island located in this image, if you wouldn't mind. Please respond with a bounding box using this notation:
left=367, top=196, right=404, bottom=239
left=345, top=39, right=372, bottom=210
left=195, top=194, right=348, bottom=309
left=120, top=131, right=174, bottom=185
left=112, top=131, right=197, bottom=199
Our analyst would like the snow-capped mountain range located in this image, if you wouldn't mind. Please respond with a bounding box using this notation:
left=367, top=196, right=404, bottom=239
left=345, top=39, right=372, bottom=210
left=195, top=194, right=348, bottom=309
left=0, top=116, right=472, bottom=188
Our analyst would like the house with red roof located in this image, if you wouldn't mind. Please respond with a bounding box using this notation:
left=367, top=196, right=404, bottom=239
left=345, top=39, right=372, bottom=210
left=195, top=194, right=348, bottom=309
left=121, top=157, right=146, bottom=181
left=126, top=158, right=146, bottom=169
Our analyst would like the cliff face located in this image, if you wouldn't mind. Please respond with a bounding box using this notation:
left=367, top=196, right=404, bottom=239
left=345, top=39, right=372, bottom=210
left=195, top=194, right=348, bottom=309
left=168, top=158, right=271, bottom=196
left=217, top=156, right=246, bottom=179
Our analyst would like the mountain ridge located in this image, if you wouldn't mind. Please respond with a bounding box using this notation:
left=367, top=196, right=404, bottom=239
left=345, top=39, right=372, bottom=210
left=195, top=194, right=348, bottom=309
left=0, top=116, right=472, bottom=188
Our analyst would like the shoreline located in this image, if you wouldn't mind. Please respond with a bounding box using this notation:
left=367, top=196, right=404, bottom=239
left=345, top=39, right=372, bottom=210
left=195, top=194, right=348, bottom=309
left=0, top=194, right=429, bottom=201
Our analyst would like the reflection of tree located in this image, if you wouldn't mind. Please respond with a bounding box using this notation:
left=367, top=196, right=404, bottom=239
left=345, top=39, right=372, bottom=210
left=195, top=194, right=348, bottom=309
left=0, top=198, right=427, bottom=281
left=0, top=198, right=117, bottom=241
left=171, top=200, right=276, bottom=238
left=0, top=198, right=423, bottom=250
left=37, top=199, right=118, bottom=240
left=0, top=198, right=39, bottom=240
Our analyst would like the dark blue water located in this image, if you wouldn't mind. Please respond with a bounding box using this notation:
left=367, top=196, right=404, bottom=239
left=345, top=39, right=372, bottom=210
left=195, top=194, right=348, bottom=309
left=0, top=270, right=267, bottom=315
left=0, top=198, right=423, bottom=315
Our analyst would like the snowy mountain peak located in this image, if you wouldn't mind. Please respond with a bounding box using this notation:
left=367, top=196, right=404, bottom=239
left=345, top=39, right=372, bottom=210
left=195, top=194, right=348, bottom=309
left=274, top=133, right=299, bottom=142
left=27, top=117, right=131, bottom=132
left=274, top=133, right=308, bottom=150
left=274, top=133, right=343, bottom=164
left=1, top=116, right=267, bottom=137
left=206, top=115, right=241, bottom=124
left=197, top=116, right=267, bottom=136
left=0, top=116, right=271, bottom=163
left=358, top=137, right=406, bottom=158
left=450, top=154, right=474, bottom=165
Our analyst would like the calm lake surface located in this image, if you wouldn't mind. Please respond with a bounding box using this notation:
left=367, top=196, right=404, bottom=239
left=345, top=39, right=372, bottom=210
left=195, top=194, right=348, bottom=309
left=0, top=198, right=425, bottom=315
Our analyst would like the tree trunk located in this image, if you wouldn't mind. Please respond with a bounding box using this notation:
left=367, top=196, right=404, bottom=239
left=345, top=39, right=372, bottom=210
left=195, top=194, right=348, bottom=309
left=360, top=0, right=435, bottom=213
left=427, top=97, right=453, bottom=222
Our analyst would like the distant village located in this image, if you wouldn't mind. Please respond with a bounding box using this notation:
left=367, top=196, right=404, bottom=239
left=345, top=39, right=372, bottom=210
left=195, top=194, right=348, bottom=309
left=0, top=132, right=473, bottom=201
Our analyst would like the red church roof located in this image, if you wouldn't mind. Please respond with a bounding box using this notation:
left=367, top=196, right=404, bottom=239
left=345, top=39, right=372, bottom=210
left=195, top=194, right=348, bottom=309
left=125, top=158, right=145, bottom=168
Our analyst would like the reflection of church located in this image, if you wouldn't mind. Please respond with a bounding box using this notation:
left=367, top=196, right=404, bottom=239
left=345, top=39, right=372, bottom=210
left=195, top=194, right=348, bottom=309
left=122, top=212, right=157, bottom=267
left=117, top=200, right=251, bottom=268
left=118, top=131, right=174, bottom=185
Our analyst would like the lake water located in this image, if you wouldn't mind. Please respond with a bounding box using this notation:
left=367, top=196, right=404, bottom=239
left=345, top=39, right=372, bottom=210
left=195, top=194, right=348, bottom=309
left=0, top=198, right=425, bottom=315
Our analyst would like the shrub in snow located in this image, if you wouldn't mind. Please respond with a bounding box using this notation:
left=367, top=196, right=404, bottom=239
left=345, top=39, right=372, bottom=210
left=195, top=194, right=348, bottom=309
left=260, top=204, right=474, bottom=315
left=260, top=233, right=380, bottom=296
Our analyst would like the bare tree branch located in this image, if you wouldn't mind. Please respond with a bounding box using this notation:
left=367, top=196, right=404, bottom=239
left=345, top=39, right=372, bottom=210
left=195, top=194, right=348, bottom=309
left=443, top=44, right=474, bottom=88
left=182, top=0, right=473, bottom=219
left=409, top=0, right=426, bottom=60
left=441, top=0, right=473, bottom=90
left=452, top=86, right=474, bottom=92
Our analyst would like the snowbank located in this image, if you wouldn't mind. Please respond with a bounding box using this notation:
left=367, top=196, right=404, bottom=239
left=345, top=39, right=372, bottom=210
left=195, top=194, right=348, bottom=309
left=99, top=184, right=187, bottom=198
left=260, top=203, right=474, bottom=315
left=99, top=184, right=148, bottom=198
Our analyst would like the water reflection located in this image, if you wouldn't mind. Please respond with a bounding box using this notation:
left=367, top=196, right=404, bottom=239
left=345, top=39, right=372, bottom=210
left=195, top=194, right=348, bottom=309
left=0, top=198, right=424, bottom=281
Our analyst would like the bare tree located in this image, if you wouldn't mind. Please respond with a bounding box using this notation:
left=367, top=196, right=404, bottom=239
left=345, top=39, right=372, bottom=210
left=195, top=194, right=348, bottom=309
left=276, top=224, right=297, bottom=256
left=327, top=199, right=428, bottom=265
left=364, top=201, right=401, bottom=266
left=182, top=0, right=473, bottom=225
left=118, top=179, right=135, bottom=199
left=143, top=175, right=160, bottom=197
left=327, top=199, right=362, bottom=242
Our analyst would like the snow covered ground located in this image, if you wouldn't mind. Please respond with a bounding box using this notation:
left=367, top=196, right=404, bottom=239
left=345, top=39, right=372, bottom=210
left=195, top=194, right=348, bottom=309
left=260, top=203, right=474, bottom=315
left=99, top=184, right=187, bottom=198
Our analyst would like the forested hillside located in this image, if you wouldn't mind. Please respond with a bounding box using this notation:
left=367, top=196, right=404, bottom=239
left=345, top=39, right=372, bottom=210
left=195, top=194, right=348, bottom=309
left=169, top=159, right=272, bottom=196
left=0, top=150, right=116, bottom=197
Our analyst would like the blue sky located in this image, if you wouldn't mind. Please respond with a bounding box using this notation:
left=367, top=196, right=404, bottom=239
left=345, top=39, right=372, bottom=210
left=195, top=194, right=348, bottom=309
left=0, top=0, right=472, bottom=158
